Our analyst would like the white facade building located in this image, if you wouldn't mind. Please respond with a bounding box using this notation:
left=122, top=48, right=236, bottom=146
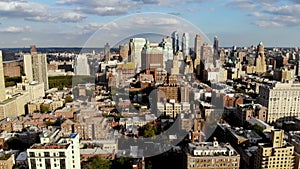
left=27, top=133, right=81, bottom=169
left=258, top=82, right=300, bottom=123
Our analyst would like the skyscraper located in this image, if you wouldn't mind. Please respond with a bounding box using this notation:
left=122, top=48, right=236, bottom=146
left=182, top=32, right=189, bottom=58
left=0, top=50, right=6, bottom=102
left=201, top=42, right=214, bottom=69
left=119, top=44, right=129, bottom=61
left=255, top=42, right=267, bottom=73
left=213, top=36, right=219, bottom=62
left=213, top=36, right=219, bottom=52
left=141, top=40, right=164, bottom=70
left=128, top=38, right=146, bottom=72
left=23, top=45, right=49, bottom=90
left=172, top=31, right=179, bottom=54
left=104, top=43, right=110, bottom=61
left=74, top=54, right=90, bottom=76
left=194, top=34, right=201, bottom=69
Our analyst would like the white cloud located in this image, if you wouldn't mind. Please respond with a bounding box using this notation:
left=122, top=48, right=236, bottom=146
left=224, top=0, right=256, bottom=10
left=254, top=20, right=283, bottom=27
left=25, top=11, right=86, bottom=23
left=0, top=25, right=31, bottom=33
left=0, top=0, right=47, bottom=17
left=22, top=37, right=32, bottom=41
left=0, top=0, right=86, bottom=23
left=225, top=0, right=300, bottom=27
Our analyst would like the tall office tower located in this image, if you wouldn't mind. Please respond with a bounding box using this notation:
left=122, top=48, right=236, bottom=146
left=201, top=42, right=214, bottom=69
left=257, top=82, right=300, bottom=123
left=255, top=42, right=267, bottom=73
left=128, top=38, right=146, bottom=72
left=213, top=36, right=219, bottom=52
left=171, top=54, right=179, bottom=75
left=23, top=45, right=49, bottom=90
left=194, top=34, right=201, bottom=69
left=119, top=44, right=129, bottom=61
left=180, top=84, right=190, bottom=102
left=172, top=31, right=180, bottom=54
left=0, top=51, right=6, bottom=102
left=74, top=54, right=90, bottom=75
left=104, top=43, right=110, bottom=61
left=213, top=36, right=219, bottom=62
left=182, top=32, right=190, bottom=58
left=160, top=36, right=173, bottom=61
left=254, top=129, right=294, bottom=169
left=141, top=40, right=164, bottom=70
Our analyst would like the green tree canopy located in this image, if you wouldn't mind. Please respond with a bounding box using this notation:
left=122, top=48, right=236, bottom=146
left=86, top=156, right=112, bottom=169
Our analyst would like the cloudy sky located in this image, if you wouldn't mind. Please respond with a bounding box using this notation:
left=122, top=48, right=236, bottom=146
left=0, top=0, right=300, bottom=48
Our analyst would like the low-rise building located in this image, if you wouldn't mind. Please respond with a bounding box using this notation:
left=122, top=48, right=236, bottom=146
left=185, top=139, right=240, bottom=169
left=0, top=153, right=15, bottom=169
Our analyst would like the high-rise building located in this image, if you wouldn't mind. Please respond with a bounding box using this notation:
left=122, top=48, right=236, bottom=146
left=128, top=38, right=146, bottom=72
left=213, top=36, right=219, bottom=64
left=201, top=43, right=214, bottom=69
left=171, top=54, right=179, bottom=75
left=172, top=31, right=180, bottom=54
left=23, top=45, right=49, bottom=90
left=255, top=42, right=267, bottom=73
left=141, top=40, right=164, bottom=70
left=194, top=34, right=202, bottom=68
left=160, top=36, right=173, bottom=61
left=0, top=51, right=6, bottom=102
left=180, top=84, right=190, bottom=102
left=254, top=129, right=295, bottom=169
left=119, top=44, right=129, bottom=61
left=182, top=32, right=190, bottom=58
left=74, top=54, right=90, bottom=76
left=258, top=82, right=300, bottom=123
left=213, top=36, right=219, bottom=52
left=104, top=42, right=110, bottom=61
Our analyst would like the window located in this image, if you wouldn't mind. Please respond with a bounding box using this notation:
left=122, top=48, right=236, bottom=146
left=45, top=159, right=51, bottom=169
left=59, top=152, right=65, bottom=157
left=29, top=152, right=35, bottom=157
left=60, top=159, right=66, bottom=169
left=44, top=152, right=50, bottom=157
left=30, top=159, right=36, bottom=169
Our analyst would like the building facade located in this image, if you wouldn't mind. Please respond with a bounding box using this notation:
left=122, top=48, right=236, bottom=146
left=254, top=129, right=295, bottom=169
left=185, top=140, right=240, bottom=169
left=23, top=46, right=49, bottom=90
left=27, top=133, right=81, bottom=169
left=258, top=82, right=300, bottom=123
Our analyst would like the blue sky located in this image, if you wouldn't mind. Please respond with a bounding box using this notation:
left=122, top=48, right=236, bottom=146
left=0, top=0, right=300, bottom=48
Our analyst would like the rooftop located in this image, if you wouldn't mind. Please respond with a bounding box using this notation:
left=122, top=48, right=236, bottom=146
left=31, top=143, right=69, bottom=149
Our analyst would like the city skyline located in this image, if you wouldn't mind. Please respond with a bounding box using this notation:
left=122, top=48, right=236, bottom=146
left=0, top=0, right=300, bottom=48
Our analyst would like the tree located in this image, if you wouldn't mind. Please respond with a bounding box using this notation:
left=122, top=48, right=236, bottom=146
left=64, top=95, right=73, bottom=103
left=111, top=156, right=132, bottom=169
left=143, top=123, right=157, bottom=138
left=86, top=156, right=112, bottom=169
left=3, top=137, right=27, bottom=151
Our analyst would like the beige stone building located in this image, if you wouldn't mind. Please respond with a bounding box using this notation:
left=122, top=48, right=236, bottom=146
left=0, top=153, right=15, bottom=169
left=258, top=82, right=300, bottom=123
left=254, top=129, right=295, bottom=169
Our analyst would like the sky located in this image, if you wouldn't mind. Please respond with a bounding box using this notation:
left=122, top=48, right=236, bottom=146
left=0, top=0, right=300, bottom=48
